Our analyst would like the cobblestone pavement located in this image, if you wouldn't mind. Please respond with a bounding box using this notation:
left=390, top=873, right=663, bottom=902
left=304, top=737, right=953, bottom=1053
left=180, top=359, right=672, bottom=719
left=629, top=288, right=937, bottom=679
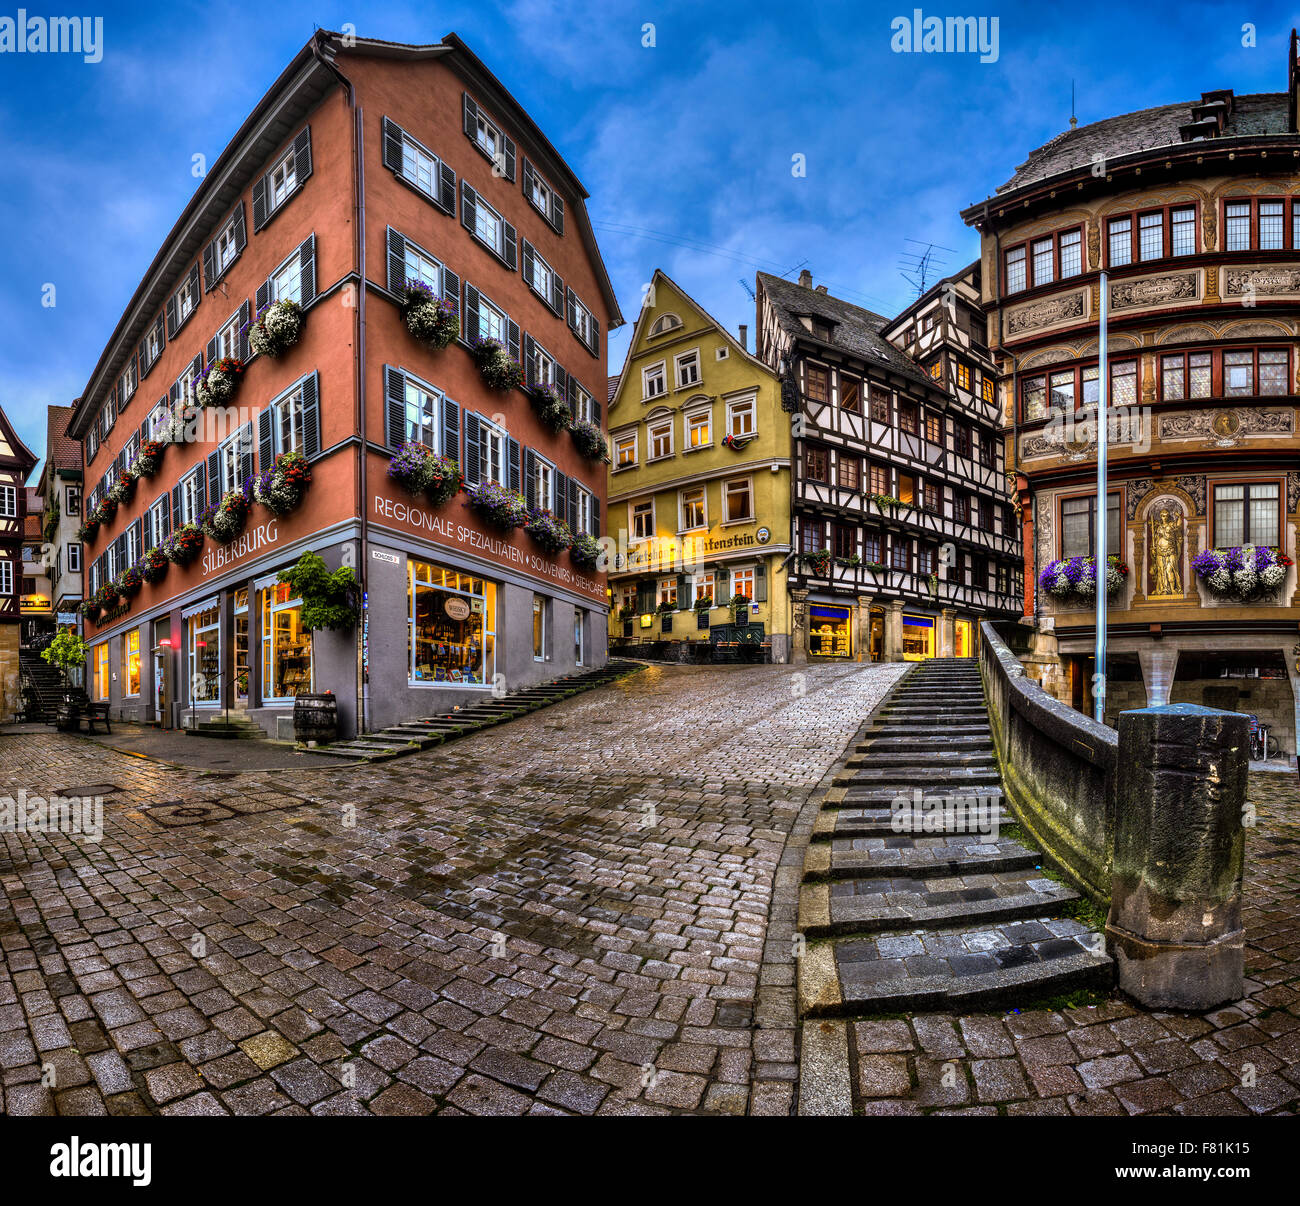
left=841, top=772, right=1300, bottom=1116
left=0, top=660, right=906, bottom=1116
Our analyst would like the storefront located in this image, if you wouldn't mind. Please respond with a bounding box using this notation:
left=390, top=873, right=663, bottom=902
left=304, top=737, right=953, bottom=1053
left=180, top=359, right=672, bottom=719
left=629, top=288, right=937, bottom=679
left=903, top=614, right=935, bottom=661
left=409, top=558, right=495, bottom=686
left=809, top=604, right=852, bottom=658
left=259, top=579, right=312, bottom=701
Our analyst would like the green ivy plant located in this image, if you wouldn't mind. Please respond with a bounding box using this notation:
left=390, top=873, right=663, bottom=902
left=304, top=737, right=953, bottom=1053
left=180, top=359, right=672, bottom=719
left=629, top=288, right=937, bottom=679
left=278, top=551, right=359, bottom=631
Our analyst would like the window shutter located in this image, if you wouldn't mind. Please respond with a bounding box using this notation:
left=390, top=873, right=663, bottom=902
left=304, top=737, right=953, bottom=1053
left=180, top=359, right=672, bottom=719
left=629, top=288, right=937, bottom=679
left=589, top=317, right=600, bottom=358
left=460, top=181, right=478, bottom=239
left=142, top=508, right=152, bottom=553
left=292, top=125, right=312, bottom=187
left=302, top=372, right=321, bottom=460
left=171, top=483, right=181, bottom=524
left=501, top=135, right=516, bottom=183
left=552, top=193, right=564, bottom=236
left=462, top=92, right=478, bottom=138
left=441, top=264, right=460, bottom=308
left=754, top=565, right=767, bottom=603
left=555, top=364, right=568, bottom=402
left=206, top=451, right=220, bottom=504
left=677, top=574, right=688, bottom=603
left=508, top=438, right=520, bottom=493
left=592, top=390, right=602, bottom=424
left=523, top=449, right=536, bottom=509
left=138, top=419, right=148, bottom=445
left=381, top=116, right=403, bottom=172
left=233, top=202, right=247, bottom=256
left=567, top=478, right=578, bottom=531
left=521, top=240, right=535, bottom=289
left=507, top=320, right=520, bottom=365
left=165, top=293, right=179, bottom=339
left=463, top=283, right=480, bottom=344
left=238, top=300, right=251, bottom=361
left=522, top=334, right=536, bottom=388
left=566, top=375, right=577, bottom=418
left=206, top=333, right=218, bottom=367
left=384, top=366, right=405, bottom=450
left=550, top=272, right=565, bottom=316
left=442, top=397, right=460, bottom=464
left=132, top=518, right=142, bottom=563
left=136, top=338, right=148, bottom=380
left=386, top=227, right=406, bottom=294
left=298, top=234, right=317, bottom=307
left=202, top=239, right=216, bottom=292
left=161, top=491, right=171, bottom=539
left=437, top=162, right=456, bottom=215
left=187, top=263, right=200, bottom=305
left=240, top=421, right=255, bottom=483
left=554, top=471, right=568, bottom=518
left=255, top=278, right=270, bottom=315
left=195, top=467, right=206, bottom=516
left=522, top=158, right=535, bottom=196
left=462, top=412, right=480, bottom=484
left=258, top=405, right=274, bottom=470
left=716, top=566, right=728, bottom=598
left=252, top=173, right=268, bottom=232
left=502, top=220, right=518, bottom=272
left=566, top=286, right=576, bottom=332
left=168, top=380, right=182, bottom=410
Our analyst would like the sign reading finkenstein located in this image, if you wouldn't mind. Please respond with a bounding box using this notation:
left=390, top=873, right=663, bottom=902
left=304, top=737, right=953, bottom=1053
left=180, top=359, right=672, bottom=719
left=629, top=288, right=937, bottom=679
left=0, top=10, right=102, bottom=61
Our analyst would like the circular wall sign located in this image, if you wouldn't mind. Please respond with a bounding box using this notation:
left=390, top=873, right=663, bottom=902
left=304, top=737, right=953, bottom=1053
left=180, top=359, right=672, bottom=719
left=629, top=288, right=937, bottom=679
left=444, top=597, right=472, bottom=621
left=756, top=527, right=772, bottom=544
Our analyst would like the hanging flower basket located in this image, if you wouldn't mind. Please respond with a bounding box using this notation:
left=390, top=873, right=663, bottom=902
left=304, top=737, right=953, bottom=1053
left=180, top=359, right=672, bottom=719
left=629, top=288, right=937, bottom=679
left=253, top=450, right=313, bottom=515
left=107, top=474, right=135, bottom=505
left=133, top=440, right=165, bottom=478
left=425, top=454, right=461, bottom=506
left=1191, top=545, right=1292, bottom=602
left=200, top=489, right=249, bottom=543
left=78, top=599, right=100, bottom=619
left=529, top=383, right=570, bottom=433
left=95, top=582, right=120, bottom=609
left=569, top=419, right=609, bottom=462
left=525, top=509, right=573, bottom=554
left=141, top=548, right=169, bottom=585
left=115, top=564, right=143, bottom=598
left=77, top=518, right=99, bottom=543
left=1039, top=555, right=1128, bottom=601
left=249, top=299, right=304, bottom=358
left=163, top=523, right=204, bottom=565
left=195, top=357, right=244, bottom=408
left=472, top=338, right=525, bottom=392
left=570, top=532, right=601, bottom=571
left=401, top=281, right=459, bottom=349
left=464, top=481, right=528, bottom=530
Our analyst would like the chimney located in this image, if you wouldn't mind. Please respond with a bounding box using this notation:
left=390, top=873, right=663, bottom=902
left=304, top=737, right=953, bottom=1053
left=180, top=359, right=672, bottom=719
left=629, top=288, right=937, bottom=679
left=798, top=269, right=812, bottom=289
left=815, top=285, right=828, bottom=294
left=738, top=324, right=748, bottom=351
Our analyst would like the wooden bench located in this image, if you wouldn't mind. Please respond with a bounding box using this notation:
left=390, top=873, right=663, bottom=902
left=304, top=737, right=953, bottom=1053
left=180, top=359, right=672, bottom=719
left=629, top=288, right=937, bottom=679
left=55, top=697, right=112, bottom=735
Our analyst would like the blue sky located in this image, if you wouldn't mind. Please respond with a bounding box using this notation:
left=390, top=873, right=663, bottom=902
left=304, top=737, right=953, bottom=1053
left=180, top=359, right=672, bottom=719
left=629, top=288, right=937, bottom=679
left=1, top=0, right=1295, bottom=472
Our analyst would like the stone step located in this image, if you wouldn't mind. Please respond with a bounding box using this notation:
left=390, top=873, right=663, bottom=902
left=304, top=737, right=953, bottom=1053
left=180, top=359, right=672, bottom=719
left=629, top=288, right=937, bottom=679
left=818, top=802, right=1011, bottom=838
left=857, top=735, right=994, bottom=754
left=798, top=868, right=1080, bottom=936
left=863, top=724, right=989, bottom=741
left=806, top=834, right=1039, bottom=880
left=843, top=750, right=996, bottom=769
left=800, top=918, right=1113, bottom=1016
left=309, top=742, right=403, bottom=759
left=839, top=765, right=1003, bottom=787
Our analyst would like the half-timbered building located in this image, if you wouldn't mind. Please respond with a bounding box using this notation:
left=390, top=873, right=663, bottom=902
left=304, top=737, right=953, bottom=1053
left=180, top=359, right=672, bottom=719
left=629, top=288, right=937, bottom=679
left=755, top=269, right=1021, bottom=662
left=0, top=404, right=38, bottom=718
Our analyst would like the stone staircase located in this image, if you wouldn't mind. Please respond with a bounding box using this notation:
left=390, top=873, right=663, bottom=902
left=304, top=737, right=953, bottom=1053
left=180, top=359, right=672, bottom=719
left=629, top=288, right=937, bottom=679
left=799, top=657, right=1113, bottom=1015
left=18, top=650, right=64, bottom=722
left=308, top=660, right=642, bottom=761
left=184, top=714, right=267, bottom=740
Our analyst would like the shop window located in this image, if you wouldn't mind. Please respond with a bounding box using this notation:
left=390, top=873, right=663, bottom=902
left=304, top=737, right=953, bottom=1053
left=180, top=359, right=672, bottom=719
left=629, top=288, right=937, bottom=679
left=93, top=643, right=109, bottom=700
left=124, top=630, right=141, bottom=697
left=809, top=605, right=850, bottom=657
left=409, top=559, right=495, bottom=685
left=902, top=615, right=935, bottom=660
left=188, top=605, right=221, bottom=705
left=574, top=612, right=584, bottom=667
left=234, top=589, right=249, bottom=702
left=260, top=583, right=311, bottom=701
left=533, top=598, right=548, bottom=660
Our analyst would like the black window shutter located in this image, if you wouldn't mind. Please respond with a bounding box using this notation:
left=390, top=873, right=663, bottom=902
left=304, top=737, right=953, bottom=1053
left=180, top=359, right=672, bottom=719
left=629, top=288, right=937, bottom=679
left=194, top=465, right=206, bottom=516
left=165, top=294, right=178, bottom=339
left=386, top=226, right=406, bottom=293
left=567, top=478, right=578, bottom=531
left=555, top=364, right=568, bottom=402
left=565, top=375, right=577, bottom=418
left=523, top=449, right=536, bottom=509
left=508, top=438, right=521, bottom=493
left=442, top=397, right=460, bottom=464
left=142, top=508, right=152, bottom=553
left=521, top=240, right=535, bottom=290
left=298, top=234, right=317, bottom=306
left=139, top=419, right=148, bottom=445
left=550, top=272, right=565, bottom=316
left=384, top=366, right=405, bottom=450
left=442, top=264, right=460, bottom=308
left=202, top=240, right=216, bottom=292
left=168, top=381, right=181, bottom=410
left=238, top=300, right=251, bottom=361
left=302, top=372, right=321, bottom=460
left=132, top=518, right=142, bottom=561
left=565, top=286, right=576, bottom=332
left=463, top=93, right=478, bottom=138
left=187, top=262, right=200, bottom=303
left=502, top=221, right=518, bottom=272
left=255, top=278, right=270, bottom=316
left=233, top=202, right=247, bottom=255
left=677, top=573, right=688, bottom=603
left=554, top=471, right=568, bottom=517
left=552, top=193, right=564, bottom=236
left=252, top=173, right=268, bottom=232
left=463, top=283, right=480, bottom=343
left=136, top=337, right=148, bottom=379
left=437, top=162, right=456, bottom=215
left=460, top=181, right=477, bottom=238
left=590, top=317, right=600, bottom=358
left=463, top=412, right=480, bottom=484
left=381, top=116, right=403, bottom=173
left=522, top=334, right=536, bottom=388
left=258, top=405, right=274, bottom=469
left=592, top=390, right=602, bottom=424
left=171, top=483, right=181, bottom=524
left=292, top=125, right=312, bottom=186
left=206, top=333, right=218, bottom=366
left=716, top=565, right=727, bottom=598
left=507, top=320, right=520, bottom=365
left=240, top=421, right=255, bottom=482
left=161, top=491, right=171, bottom=538
left=502, top=135, right=516, bottom=182
left=207, top=450, right=220, bottom=503
left=522, top=158, right=534, bottom=196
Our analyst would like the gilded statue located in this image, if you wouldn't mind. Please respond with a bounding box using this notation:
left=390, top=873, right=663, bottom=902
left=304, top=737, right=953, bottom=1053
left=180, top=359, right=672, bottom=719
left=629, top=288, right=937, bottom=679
left=1148, top=506, right=1183, bottom=596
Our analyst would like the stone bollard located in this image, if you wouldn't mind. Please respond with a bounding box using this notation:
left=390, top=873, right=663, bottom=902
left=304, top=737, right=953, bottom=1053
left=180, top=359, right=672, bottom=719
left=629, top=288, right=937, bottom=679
left=1106, top=703, right=1248, bottom=1011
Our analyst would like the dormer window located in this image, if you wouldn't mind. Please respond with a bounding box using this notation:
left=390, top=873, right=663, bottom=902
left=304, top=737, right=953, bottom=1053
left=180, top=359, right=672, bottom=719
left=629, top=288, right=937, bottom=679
left=649, top=313, right=682, bottom=337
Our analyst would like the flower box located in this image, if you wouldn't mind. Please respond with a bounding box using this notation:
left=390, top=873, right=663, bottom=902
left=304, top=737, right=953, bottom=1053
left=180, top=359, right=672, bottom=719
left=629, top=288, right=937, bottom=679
left=253, top=450, right=312, bottom=515
left=400, top=281, right=459, bottom=349
left=1191, top=545, right=1292, bottom=602
left=195, top=357, right=244, bottom=408
left=524, top=508, right=573, bottom=554
left=141, top=548, right=169, bottom=585
left=472, top=338, right=525, bottom=391
left=464, top=481, right=528, bottom=530
left=529, top=383, right=570, bottom=433
left=107, top=474, right=135, bottom=505
left=569, top=419, right=608, bottom=462
left=133, top=440, right=165, bottom=478
left=1039, top=555, right=1128, bottom=601
left=200, top=489, right=249, bottom=543
left=570, top=532, right=601, bottom=570
left=115, top=565, right=143, bottom=597
left=163, top=523, right=204, bottom=565
left=76, top=518, right=99, bottom=543
left=249, top=300, right=304, bottom=358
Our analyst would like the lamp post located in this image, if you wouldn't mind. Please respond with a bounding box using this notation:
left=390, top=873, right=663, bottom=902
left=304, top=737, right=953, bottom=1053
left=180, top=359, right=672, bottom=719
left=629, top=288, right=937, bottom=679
left=1094, top=271, right=1109, bottom=725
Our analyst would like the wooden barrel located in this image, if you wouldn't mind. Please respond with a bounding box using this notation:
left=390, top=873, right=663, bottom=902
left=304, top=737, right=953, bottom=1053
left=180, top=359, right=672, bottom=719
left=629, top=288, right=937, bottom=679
left=293, top=693, right=338, bottom=743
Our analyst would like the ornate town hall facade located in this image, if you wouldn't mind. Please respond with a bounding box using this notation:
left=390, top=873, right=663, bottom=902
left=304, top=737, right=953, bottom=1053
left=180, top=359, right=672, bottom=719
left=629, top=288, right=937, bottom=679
left=963, top=33, right=1300, bottom=757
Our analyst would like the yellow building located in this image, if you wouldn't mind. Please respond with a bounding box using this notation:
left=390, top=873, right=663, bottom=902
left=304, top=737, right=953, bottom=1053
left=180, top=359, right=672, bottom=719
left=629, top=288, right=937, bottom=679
left=607, top=271, right=793, bottom=661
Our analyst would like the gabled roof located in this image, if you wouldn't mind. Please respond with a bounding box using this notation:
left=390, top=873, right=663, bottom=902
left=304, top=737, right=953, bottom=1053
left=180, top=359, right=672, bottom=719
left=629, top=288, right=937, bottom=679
left=607, top=376, right=619, bottom=404
left=756, top=272, right=933, bottom=389
left=46, top=405, right=80, bottom=472
left=0, top=402, right=38, bottom=470
left=879, top=261, right=980, bottom=336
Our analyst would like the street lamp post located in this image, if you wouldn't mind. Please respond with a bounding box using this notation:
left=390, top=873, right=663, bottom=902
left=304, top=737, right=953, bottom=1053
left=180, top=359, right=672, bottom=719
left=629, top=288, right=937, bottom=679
left=1094, top=271, right=1108, bottom=725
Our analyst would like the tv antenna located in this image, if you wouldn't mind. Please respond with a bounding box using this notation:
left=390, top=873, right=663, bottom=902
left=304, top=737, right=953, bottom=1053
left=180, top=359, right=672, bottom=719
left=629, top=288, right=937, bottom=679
left=898, top=240, right=955, bottom=299
left=737, top=277, right=755, bottom=300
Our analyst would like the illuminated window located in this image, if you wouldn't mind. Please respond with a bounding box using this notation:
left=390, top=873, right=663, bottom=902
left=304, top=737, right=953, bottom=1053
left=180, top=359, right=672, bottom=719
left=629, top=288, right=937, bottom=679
left=261, top=582, right=312, bottom=701
left=408, top=559, right=495, bottom=685
left=123, top=630, right=141, bottom=696
left=93, top=643, right=109, bottom=700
